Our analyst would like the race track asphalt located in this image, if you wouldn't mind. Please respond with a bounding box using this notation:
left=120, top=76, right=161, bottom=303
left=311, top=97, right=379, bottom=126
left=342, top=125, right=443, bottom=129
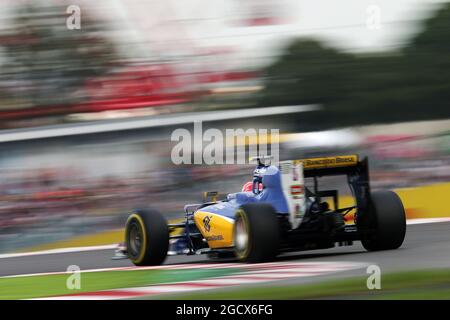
left=1, top=222, right=450, bottom=278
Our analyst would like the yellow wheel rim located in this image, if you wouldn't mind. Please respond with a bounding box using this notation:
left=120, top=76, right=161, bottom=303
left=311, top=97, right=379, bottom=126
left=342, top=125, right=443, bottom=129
left=126, top=213, right=148, bottom=264
left=234, top=209, right=250, bottom=260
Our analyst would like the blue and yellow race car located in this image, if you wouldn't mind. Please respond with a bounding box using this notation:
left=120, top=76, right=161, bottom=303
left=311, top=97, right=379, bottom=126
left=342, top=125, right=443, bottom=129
left=121, top=155, right=406, bottom=265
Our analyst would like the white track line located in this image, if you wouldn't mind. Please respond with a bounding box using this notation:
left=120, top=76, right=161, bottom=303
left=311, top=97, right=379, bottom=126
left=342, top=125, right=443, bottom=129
left=406, top=217, right=450, bottom=225
left=242, top=267, right=337, bottom=274
left=217, top=272, right=323, bottom=280
left=0, top=244, right=116, bottom=259
left=125, top=285, right=206, bottom=293
left=33, top=296, right=114, bottom=300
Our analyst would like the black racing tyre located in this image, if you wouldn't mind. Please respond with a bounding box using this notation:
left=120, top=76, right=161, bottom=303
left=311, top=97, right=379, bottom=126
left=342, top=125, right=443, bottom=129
left=233, top=203, right=280, bottom=263
left=358, top=191, right=406, bottom=251
left=125, top=209, right=169, bottom=266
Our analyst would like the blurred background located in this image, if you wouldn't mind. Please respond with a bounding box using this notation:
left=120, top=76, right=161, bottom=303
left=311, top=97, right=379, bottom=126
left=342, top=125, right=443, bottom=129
left=0, top=0, right=449, bottom=253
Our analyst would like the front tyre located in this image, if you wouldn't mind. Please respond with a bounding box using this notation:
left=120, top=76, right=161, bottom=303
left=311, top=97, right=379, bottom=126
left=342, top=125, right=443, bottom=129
left=125, top=209, right=169, bottom=266
left=234, top=203, right=280, bottom=263
left=358, top=191, right=406, bottom=251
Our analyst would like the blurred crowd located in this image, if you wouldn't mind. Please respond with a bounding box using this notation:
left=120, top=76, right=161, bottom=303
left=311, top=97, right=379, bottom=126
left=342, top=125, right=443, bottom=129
left=0, top=133, right=449, bottom=252
left=0, top=156, right=254, bottom=252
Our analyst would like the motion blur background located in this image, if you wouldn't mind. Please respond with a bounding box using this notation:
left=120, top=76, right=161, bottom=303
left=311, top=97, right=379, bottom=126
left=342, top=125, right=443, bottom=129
left=0, top=0, right=449, bottom=253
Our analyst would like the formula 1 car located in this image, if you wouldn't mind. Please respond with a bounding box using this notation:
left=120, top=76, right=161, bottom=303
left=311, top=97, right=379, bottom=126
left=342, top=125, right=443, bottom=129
left=119, top=155, right=406, bottom=265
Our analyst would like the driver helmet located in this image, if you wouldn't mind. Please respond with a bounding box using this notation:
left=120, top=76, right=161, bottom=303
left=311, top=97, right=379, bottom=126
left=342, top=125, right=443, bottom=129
left=242, top=181, right=263, bottom=193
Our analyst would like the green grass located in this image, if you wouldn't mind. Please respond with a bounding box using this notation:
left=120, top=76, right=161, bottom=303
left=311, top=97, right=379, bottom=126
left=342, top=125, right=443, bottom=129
left=157, top=269, right=450, bottom=300
left=0, top=268, right=237, bottom=300
left=5, top=267, right=450, bottom=300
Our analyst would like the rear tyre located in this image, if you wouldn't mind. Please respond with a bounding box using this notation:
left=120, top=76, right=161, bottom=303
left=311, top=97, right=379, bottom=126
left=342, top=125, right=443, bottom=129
left=125, top=209, right=169, bottom=266
left=234, top=203, right=280, bottom=263
left=358, top=191, right=406, bottom=251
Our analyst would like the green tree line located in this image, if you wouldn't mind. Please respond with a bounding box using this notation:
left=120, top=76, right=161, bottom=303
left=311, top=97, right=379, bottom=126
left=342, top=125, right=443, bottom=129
left=259, top=3, right=450, bottom=128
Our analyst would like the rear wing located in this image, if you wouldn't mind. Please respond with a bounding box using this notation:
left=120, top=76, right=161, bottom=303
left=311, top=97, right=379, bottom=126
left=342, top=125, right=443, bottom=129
left=294, top=155, right=371, bottom=219
left=294, top=155, right=365, bottom=177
